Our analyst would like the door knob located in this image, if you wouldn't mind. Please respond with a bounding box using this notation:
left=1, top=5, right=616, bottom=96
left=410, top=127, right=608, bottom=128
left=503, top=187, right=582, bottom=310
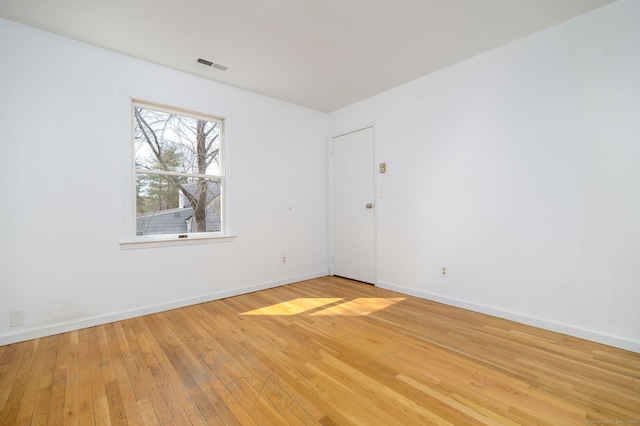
left=366, top=203, right=374, bottom=209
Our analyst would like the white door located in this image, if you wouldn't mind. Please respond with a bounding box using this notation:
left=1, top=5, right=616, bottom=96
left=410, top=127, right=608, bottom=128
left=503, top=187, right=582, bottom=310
left=331, top=127, right=375, bottom=284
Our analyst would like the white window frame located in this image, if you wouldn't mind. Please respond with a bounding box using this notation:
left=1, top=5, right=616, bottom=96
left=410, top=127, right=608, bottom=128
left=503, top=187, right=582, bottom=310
left=120, top=99, right=235, bottom=249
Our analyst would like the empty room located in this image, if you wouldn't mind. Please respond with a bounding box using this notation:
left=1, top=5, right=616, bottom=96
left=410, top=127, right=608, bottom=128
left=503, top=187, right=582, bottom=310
left=1, top=0, right=639, bottom=424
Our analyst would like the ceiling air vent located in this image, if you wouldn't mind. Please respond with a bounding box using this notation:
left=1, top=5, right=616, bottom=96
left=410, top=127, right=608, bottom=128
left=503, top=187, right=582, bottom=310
left=197, top=58, right=228, bottom=71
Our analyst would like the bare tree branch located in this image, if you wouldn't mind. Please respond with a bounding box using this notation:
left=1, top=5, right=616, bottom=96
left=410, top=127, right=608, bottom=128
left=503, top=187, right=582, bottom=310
left=135, top=106, right=221, bottom=233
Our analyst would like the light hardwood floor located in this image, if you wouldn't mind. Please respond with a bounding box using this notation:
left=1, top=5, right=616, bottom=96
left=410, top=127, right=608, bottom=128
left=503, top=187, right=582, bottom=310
left=1, top=276, right=639, bottom=425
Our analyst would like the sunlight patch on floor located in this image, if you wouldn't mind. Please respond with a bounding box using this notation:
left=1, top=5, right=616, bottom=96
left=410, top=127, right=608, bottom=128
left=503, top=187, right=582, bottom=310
left=240, top=298, right=343, bottom=316
left=310, top=298, right=406, bottom=316
left=241, top=297, right=406, bottom=316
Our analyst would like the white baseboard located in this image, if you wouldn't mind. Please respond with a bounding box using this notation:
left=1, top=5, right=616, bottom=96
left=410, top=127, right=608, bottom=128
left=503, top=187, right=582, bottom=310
left=0, top=270, right=328, bottom=346
left=377, top=280, right=640, bottom=354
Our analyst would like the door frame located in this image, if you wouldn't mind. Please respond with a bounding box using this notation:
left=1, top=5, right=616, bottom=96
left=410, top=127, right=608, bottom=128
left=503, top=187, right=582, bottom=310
left=328, top=124, right=378, bottom=285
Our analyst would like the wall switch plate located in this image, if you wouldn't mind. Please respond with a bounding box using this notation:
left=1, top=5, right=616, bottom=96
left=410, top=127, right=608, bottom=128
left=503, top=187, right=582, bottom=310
left=379, top=163, right=386, bottom=173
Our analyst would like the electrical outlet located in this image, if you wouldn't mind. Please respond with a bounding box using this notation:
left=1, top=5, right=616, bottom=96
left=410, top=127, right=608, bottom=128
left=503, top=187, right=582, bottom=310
left=281, top=255, right=287, bottom=264
left=441, top=267, right=447, bottom=277
left=10, top=310, right=25, bottom=327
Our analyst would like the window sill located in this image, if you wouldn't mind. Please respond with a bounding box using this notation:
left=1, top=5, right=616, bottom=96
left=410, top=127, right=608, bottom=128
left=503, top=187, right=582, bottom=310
left=120, top=234, right=237, bottom=250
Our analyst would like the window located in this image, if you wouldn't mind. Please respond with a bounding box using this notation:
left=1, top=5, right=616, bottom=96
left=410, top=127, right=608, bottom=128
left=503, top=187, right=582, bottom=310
left=132, top=101, right=225, bottom=240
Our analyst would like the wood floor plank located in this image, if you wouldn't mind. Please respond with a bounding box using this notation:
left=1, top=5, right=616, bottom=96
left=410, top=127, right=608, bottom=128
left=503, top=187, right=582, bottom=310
left=0, top=344, right=21, bottom=411
left=62, top=330, right=80, bottom=426
left=1, top=276, right=639, bottom=425
left=30, top=334, right=60, bottom=425
left=76, top=328, right=96, bottom=426
left=13, top=341, right=44, bottom=425
left=106, top=322, right=144, bottom=425
left=140, top=314, right=208, bottom=426
left=86, top=327, right=107, bottom=425
left=94, top=395, right=112, bottom=426
left=1, top=339, right=39, bottom=425
left=48, top=331, right=70, bottom=425
left=127, top=318, right=173, bottom=425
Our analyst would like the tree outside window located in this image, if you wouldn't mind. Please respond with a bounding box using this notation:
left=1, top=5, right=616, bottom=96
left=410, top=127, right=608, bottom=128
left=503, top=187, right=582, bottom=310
left=133, top=102, right=224, bottom=237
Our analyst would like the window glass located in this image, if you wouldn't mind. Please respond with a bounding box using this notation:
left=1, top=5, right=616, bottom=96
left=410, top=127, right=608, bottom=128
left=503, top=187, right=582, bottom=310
left=133, top=102, right=224, bottom=238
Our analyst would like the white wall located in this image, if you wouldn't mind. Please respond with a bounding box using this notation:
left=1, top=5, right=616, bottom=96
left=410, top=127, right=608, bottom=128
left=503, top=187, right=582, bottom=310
left=329, top=0, right=640, bottom=352
left=0, top=19, right=329, bottom=344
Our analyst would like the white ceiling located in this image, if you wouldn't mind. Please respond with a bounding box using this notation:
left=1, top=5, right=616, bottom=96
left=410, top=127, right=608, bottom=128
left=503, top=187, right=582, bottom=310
left=0, top=0, right=616, bottom=112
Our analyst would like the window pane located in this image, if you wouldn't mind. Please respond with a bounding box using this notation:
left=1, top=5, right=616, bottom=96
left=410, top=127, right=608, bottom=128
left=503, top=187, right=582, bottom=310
left=134, top=106, right=221, bottom=176
left=136, top=175, right=221, bottom=236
